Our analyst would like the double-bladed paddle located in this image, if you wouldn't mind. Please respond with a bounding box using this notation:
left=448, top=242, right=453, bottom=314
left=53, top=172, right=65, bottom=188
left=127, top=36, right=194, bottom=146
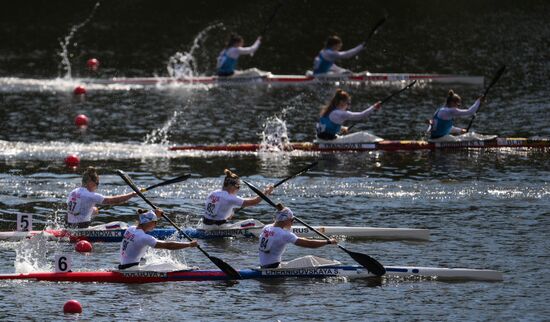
left=99, top=174, right=191, bottom=210
left=241, top=179, right=386, bottom=276
left=234, top=161, right=318, bottom=215
left=348, top=80, right=416, bottom=131
left=140, top=174, right=191, bottom=193
left=116, top=170, right=242, bottom=280
left=465, top=65, right=506, bottom=132
left=259, top=1, right=284, bottom=38
left=364, top=16, right=387, bottom=45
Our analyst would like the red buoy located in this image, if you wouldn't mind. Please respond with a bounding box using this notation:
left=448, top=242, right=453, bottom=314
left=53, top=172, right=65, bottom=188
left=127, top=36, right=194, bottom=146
left=86, top=58, right=100, bottom=71
left=74, top=114, right=89, bottom=128
left=64, top=154, right=80, bottom=168
left=63, top=300, right=83, bottom=314
left=73, top=86, right=86, bottom=95
left=75, top=240, right=93, bottom=253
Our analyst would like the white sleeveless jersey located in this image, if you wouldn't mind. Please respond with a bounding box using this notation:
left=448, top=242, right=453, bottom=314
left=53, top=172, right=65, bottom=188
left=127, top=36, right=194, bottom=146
left=66, top=187, right=104, bottom=223
left=119, top=226, right=158, bottom=265
left=204, top=190, right=244, bottom=220
left=258, top=224, right=298, bottom=266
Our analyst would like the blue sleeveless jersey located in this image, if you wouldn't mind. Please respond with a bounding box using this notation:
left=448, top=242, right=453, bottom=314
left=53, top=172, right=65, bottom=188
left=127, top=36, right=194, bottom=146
left=217, top=50, right=237, bottom=75
left=430, top=108, right=453, bottom=139
left=316, top=111, right=341, bottom=137
left=313, top=51, right=334, bottom=75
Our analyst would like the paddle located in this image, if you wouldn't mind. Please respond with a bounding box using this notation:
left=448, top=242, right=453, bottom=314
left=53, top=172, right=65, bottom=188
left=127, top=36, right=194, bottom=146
left=348, top=80, right=416, bottom=131
left=465, top=65, right=506, bottom=132
left=99, top=174, right=191, bottom=210
left=259, top=1, right=284, bottom=38
left=233, top=161, right=318, bottom=215
left=363, top=16, right=387, bottom=45
left=241, top=179, right=386, bottom=276
left=116, top=170, right=242, bottom=279
left=140, top=174, right=191, bottom=193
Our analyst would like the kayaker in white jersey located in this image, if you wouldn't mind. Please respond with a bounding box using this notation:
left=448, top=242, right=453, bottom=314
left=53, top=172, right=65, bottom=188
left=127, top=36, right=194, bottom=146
left=203, top=169, right=273, bottom=225
left=259, top=205, right=337, bottom=269
left=119, top=209, right=198, bottom=270
left=429, top=90, right=484, bottom=140
left=312, top=35, right=365, bottom=75
left=316, top=89, right=381, bottom=140
left=217, top=33, right=261, bottom=77
left=66, top=167, right=137, bottom=229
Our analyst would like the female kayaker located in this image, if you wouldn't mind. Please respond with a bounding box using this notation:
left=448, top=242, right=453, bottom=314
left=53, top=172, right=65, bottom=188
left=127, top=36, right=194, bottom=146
left=316, top=89, right=381, bottom=140
left=118, top=209, right=198, bottom=270
left=259, top=205, right=337, bottom=269
left=429, top=90, right=484, bottom=139
left=66, top=167, right=137, bottom=229
left=203, top=169, right=274, bottom=225
left=313, top=35, right=365, bottom=75
left=217, top=33, right=261, bottom=76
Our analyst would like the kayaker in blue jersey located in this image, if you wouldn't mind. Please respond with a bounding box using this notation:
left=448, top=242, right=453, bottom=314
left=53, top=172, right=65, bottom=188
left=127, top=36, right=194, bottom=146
left=216, top=33, right=261, bottom=76
left=118, top=209, right=198, bottom=270
left=316, top=89, right=381, bottom=140
left=259, top=205, right=337, bottom=269
left=429, top=90, right=484, bottom=139
left=313, top=35, right=365, bottom=75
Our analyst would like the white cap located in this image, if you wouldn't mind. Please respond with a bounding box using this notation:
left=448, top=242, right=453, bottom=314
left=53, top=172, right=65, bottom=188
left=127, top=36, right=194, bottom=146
left=139, top=210, right=158, bottom=224
left=275, top=207, right=294, bottom=222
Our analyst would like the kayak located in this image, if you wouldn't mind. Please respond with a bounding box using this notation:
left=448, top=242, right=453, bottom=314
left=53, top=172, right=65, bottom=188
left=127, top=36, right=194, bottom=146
left=169, top=137, right=550, bottom=152
left=0, top=265, right=503, bottom=283
left=0, top=220, right=430, bottom=242
left=81, top=72, right=484, bottom=86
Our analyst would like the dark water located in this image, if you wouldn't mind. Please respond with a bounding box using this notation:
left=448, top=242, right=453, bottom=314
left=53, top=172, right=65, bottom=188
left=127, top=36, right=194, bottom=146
left=0, top=0, right=549, bottom=321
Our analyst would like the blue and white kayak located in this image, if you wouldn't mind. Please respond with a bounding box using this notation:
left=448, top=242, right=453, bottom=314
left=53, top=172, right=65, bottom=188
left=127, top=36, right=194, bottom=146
left=0, top=220, right=430, bottom=242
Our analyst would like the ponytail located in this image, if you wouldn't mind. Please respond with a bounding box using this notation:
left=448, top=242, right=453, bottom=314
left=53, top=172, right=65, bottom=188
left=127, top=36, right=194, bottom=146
left=320, top=89, right=351, bottom=117
left=223, top=169, right=240, bottom=188
left=446, top=90, right=461, bottom=106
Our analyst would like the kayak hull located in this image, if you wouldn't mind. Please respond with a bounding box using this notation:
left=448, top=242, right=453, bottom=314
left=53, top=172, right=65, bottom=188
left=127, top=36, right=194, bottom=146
left=0, top=265, right=503, bottom=283
left=0, top=225, right=429, bottom=243
left=169, top=137, right=550, bottom=152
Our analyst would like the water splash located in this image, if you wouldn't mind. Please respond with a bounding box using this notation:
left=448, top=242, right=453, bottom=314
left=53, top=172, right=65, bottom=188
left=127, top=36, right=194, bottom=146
left=58, top=2, right=100, bottom=79
left=144, top=110, right=182, bottom=144
left=167, top=23, right=223, bottom=78
left=14, top=234, right=55, bottom=273
left=259, top=115, right=290, bottom=152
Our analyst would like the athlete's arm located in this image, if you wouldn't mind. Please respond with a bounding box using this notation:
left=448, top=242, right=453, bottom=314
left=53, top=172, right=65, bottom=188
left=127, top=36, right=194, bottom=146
left=155, top=240, right=198, bottom=250
left=295, top=238, right=337, bottom=248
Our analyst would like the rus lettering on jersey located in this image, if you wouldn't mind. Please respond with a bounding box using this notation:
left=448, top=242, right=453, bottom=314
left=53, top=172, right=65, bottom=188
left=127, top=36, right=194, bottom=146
left=261, top=230, right=275, bottom=238
left=123, top=231, right=135, bottom=241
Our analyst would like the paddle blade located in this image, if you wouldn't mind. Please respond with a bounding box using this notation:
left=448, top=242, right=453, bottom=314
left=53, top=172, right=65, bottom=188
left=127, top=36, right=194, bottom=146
left=273, top=161, right=318, bottom=188
left=365, top=16, right=387, bottom=43
left=340, top=245, right=386, bottom=276
left=483, top=65, right=506, bottom=97
left=143, top=174, right=191, bottom=192
left=209, top=255, right=242, bottom=279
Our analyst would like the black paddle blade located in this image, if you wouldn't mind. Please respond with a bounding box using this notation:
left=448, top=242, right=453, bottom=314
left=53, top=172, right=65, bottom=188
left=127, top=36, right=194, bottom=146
left=340, top=246, right=386, bottom=276
left=273, top=161, right=318, bottom=188
left=209, top=255, right=242, bottom=279
left=143, top=174, right=191, bottom=192
left=365, top=16, right=387, bottom=43
left=483, top=65, right=506, bottom=97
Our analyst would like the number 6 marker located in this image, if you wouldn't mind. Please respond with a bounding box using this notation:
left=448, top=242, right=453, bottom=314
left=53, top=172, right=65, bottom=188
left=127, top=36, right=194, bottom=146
left=54, top=254, right=72, bottom=273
